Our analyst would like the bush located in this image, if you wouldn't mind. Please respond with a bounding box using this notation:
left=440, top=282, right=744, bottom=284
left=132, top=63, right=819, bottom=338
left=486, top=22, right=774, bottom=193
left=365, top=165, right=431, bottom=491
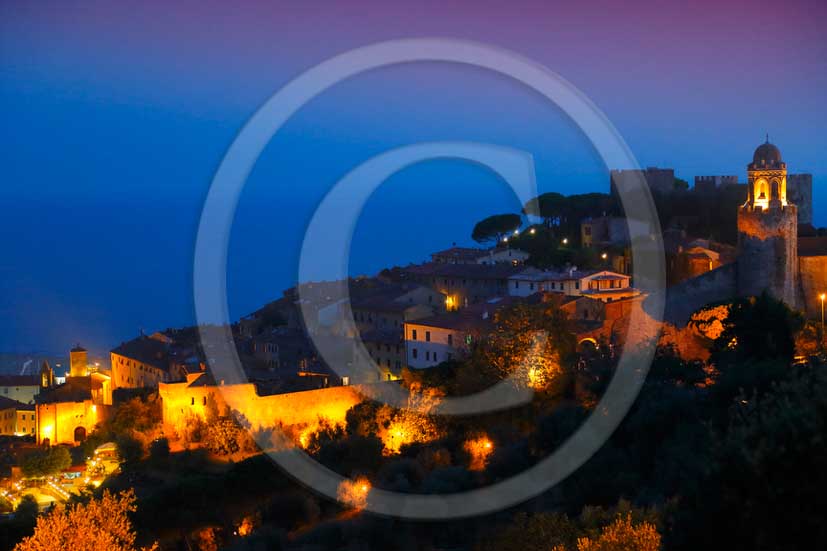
left=116, top=434, right=144, bottom=465
left=20, top=446, right=72, bottom=478
left=149, top=437, right=170, bottom=461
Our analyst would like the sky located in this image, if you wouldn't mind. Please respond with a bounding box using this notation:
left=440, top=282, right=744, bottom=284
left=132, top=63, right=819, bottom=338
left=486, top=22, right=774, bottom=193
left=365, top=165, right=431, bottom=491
left=1, top=0, right=826, bottom=355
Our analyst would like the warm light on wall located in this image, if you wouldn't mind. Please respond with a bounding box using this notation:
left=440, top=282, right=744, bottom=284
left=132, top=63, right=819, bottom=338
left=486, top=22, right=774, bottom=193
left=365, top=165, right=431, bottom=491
left=337, top=476, right=371, bottom=510
left=464, top=435, right=494, bottom=471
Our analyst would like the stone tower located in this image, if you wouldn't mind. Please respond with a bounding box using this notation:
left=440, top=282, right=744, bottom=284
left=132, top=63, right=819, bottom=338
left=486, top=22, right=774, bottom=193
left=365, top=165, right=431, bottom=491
left=69, top=344, right=88, bottom=377
left=737, top=139, right=799, bottom=307
left=39, top=360, right=54, bottom=389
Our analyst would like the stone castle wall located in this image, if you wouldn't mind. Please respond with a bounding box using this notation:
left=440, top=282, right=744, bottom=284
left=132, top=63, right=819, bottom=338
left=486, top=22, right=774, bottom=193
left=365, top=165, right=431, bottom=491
left=658, top=263, right=737, bottom=326
left=737, top=205, right=799, bottom=308
left=788, top=174, right=813, bottom=225
left=158, top=381, right=379, bottom=436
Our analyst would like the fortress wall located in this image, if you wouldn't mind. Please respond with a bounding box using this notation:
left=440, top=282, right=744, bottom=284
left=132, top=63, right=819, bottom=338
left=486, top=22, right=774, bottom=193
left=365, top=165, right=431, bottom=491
left=658, top=263, right=737, bottom=326
left=800, top=256, right=827, bottom=318
left=159, top=381, right=378, bottom=435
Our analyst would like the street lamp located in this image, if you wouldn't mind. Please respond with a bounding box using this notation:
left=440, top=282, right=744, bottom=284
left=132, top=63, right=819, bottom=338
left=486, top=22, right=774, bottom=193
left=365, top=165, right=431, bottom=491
left=820, top=293, right=825, bottom=334
left=562, top=238, right=568, bottom=245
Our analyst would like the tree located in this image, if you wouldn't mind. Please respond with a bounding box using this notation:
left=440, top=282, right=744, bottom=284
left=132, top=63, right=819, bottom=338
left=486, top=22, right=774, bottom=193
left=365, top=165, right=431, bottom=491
left=471, top=214, right=522, bottom=244
left=204, top=418, right=244, bottom=455
left=115, top=435, right=144, bottom=465
left=14, top=495, right=39, bottom=526
left=148, top=437, right=170, bottom=461
left=673, top=366, right=827, bottom=551
left=713, top=292, right=803, bottom=365
left=523, top=192, right=567, bottom=229
left=20, top=447, right=72, bottom=478
left=577, top=513, right=661, bottom=551
left=107, top=396, right=161, bottom=436
left=13, top=489, right=157, bottom=551
left=673, top=177, right=689, bottom=191
left=461, top=301, right=576, bottom=394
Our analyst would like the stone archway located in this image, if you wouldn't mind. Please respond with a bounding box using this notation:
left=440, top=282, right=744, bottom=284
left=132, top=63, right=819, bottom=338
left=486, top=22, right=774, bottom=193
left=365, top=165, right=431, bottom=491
left=73, top=426, right=87, bottom=443
left=578, top=337, right=598, bottom=354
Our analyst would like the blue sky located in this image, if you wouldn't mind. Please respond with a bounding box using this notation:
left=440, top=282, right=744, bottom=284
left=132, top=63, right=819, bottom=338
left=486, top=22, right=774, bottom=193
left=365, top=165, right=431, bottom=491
left=1, top=0, right=825, bottom=355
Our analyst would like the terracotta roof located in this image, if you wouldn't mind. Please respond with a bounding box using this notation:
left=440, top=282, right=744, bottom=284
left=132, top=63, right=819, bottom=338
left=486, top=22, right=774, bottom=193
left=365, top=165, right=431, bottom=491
left=0, top=395, right=29, bottom=410
left=404, top=262, right=523, bottom=280
left=407, top=296, right=535, bottom=332
left=36, top=377, right=93, bottom=403
left=431, top=247, right=489, bottom=261
left=0, top=375, right=39, bottom=387
left=111, top=336, right=176, bottom=372
left=799, top=237, right=827, bottom=257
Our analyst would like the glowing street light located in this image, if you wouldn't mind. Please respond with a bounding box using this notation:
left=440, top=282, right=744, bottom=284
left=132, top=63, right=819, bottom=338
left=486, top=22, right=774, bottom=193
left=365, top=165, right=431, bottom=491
left=820, top=293, right=826, bottom=334
left=601, top=252, right=608, bottom=260
left=513, top=229, right=520, bottom=236
left=562, top=238, right=568, bottom=245
left=529, top=228, right=536, bottom=235
left=503, top=236, right=509, bottom=243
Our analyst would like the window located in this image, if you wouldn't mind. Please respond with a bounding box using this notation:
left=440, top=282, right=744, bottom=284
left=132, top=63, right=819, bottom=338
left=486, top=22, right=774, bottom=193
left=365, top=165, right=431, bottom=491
left=412, top=329, right=417, bottom=340
left=412, top=348, right=418, bottom=359
left=202, top=396, right=207, bottom=405
left=514, top=281, right=519, bottom=289
left=191, top=397, right=194, bottom=405
left=575, top=282, right=580, bottom=290
left=425, top=331, right=431, bottom=342
left=425, top=351, right=430, bottom=361
left=448, top=334, right=453, bottom=346
left=529, top=283, right=534, bottom=291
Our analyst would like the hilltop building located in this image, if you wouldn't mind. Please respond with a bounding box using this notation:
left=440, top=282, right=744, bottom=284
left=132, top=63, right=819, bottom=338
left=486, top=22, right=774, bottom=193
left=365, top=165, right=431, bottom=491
left=0, top=375, right=40, bottom=405
left=33, top=346, right=112, bottom=445
left=508, top=268, right=637, bottom=303
left=431, top=245, right=529, bottom=266
left=610, top=167, right=675, bottom=196
left=110, top=332, right=198, bottom=390
left=663, top=140, right=826, bottom=323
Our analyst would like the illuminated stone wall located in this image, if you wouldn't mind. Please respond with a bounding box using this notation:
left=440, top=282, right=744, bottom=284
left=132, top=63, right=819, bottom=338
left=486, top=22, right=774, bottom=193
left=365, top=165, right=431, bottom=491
left=36, top=400, right=104, bottom=445
left=737, top=205, right=799, bottom=308
left=111, top=352, right=177, bottom=390
left=158, top=381, right=373, bottom=436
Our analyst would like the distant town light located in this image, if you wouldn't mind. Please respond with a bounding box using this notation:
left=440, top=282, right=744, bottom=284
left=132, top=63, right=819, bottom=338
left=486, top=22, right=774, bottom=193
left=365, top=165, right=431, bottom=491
left=503, top=237, right=509, bottom=243
left=529, top=228, right=536, bottom=234
left=513, top=229, right=520, bottom=236
left=562, top=238, right=568, bottom=245
left=601, top=252, right=608, bottom=259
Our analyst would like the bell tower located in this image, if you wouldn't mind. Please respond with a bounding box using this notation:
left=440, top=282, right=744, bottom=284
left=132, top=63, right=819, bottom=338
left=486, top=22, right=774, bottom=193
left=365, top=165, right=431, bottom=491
left=737, top=138, right=799, bottom=307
